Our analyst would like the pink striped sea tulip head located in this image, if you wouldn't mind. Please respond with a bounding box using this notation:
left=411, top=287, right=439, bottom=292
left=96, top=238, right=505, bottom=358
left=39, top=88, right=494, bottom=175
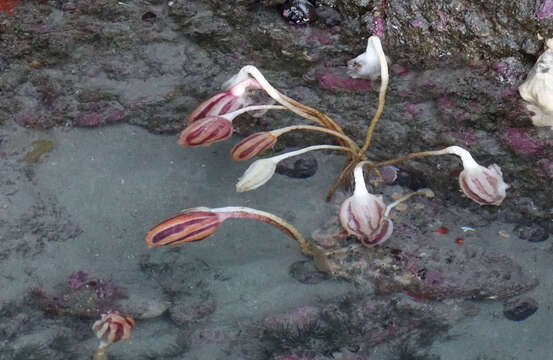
left=231, top=131, right=277, bottom=161
left=339, top=192, right=393, bottom=247
left=178, top=116, right=233, bottom=147
left=444, top=146, right=509, bottom=206
left=188, top=78, right=261, bottom=124
left=339, top=164, right=393, bottom=247
left=92, top=312, right=134, bottom=345
left=146, top=208, right=224, bottom=247
left=459, top=163, right=509, bottom=206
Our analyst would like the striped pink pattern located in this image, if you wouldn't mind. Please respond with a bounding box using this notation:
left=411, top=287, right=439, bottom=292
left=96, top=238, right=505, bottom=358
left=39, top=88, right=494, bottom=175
left=231, top=132, right=277, bottom=161
left=178, top=116, right=233, bottom=147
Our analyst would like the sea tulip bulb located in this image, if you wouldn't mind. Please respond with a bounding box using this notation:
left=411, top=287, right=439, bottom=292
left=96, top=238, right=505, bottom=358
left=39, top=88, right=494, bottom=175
left=179, top=105, right=285, bottom=147
left=178, top=116, right=233, bottom=147
left=188, top=78, right=261, bottom=123
left=447, top=146, right=509, bottom=205
left=231, top=131, right=278, bottom=161
left=146, top=208, right=223, bottom=247
left=92, top=312, right=134, bottom=360
left=347, top=35, right=386, bottom=80
left=235, top=157, right=278, bottom=192
left=339, top=164, right=393, bottom=247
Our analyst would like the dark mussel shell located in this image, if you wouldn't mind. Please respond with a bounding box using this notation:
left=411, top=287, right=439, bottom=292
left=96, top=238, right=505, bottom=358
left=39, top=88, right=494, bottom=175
left=282, top=0, right=317, bottom=24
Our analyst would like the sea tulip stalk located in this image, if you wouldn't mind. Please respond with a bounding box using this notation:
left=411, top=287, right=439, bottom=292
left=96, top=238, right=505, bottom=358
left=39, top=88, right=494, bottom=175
left=146, top=206, right=313, bottom=255
left=231, top=124, right=360, bottom=161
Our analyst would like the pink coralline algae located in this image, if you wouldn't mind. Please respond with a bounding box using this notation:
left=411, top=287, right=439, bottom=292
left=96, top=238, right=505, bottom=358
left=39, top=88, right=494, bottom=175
left=501, top=87, right=519, bottom=98
left=438, top=10, right=449, bottom=30
left=372, top=16, right=385, bottom=38
left=411, top=19, right=424, bottom=28
left=537, top=0, right=553, bottom=19
left=492, top=61, right=519, bottom=78
left=306, top=32, right=333, bottom=45
left=506, top=128, right=545, bottom=154
left=539, top=158, right=553, bottom=179
left=457, top=129, right=479, bottom=147
left=76, top=109, right=124, bottom=127
left=438, top=96, right=454, bottom=110
left=405, top=103, right=422, bottom=117
left=317, top=71, right=372, bottom=91
left=68, top=270, right=89, bottom=289
left=392, top=65, right=409, bottom=76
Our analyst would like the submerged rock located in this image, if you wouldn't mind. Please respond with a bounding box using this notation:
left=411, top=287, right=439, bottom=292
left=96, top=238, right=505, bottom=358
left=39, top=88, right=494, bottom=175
left=309, top=192, right=538, bottom=301
left=503, top=297, right=539, bottom=321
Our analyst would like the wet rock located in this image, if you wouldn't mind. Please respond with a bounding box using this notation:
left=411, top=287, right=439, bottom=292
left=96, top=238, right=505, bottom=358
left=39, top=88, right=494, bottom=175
left=395, top=169, right=428, bottom=191
left=503, top=297, right=538, bottom=321
left=514, top=222, right=549, bottom=242
left=276, top=151, right=318, bottom=178
left=169, top=295, right=216, bottom=327
left=251, top=295, right=462, bottom=358
left=289, top=260, right=330, bottom=284
left=316, top=5, right=342, bottom=27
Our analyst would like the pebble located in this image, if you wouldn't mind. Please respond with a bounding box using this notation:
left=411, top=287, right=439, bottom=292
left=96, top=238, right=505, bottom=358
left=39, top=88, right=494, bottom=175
left=514, top=222, right=548, bottom=242
left=289, top=260, right=330, bottom=284
left=503, top=297, right=538, bottom=321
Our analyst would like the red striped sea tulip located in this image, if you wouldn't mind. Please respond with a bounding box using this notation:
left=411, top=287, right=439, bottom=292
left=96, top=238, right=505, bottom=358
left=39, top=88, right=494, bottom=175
left=188, top=78, right=261, bottom=124
left=146, top=207, right=223, bottom=247
left=178, top=115, right=233, bottom=147
left=231, top=131, right=278, bottom=161
left=179, top=105, right=285, bottom=147
left=146, top=206, right=312, bottom=255
left=92, top=312, right=134, bottom=360
left=339, top=163, right=393, bottom=247
left=444, top=146, right=509, bottom=206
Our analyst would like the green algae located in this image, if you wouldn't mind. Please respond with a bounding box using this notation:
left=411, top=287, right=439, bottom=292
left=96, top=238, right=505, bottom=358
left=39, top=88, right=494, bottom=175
left=21, top=139, right=55, bottom=163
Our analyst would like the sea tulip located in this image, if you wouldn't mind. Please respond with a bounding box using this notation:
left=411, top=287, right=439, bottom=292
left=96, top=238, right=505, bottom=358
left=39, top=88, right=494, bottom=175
left=178, top=115, right=233, bottom=147
left=178, top=104, right=284, bottom=147
left=339, top=163, right=393, bottom=247
left=231, top=131, right=278, bottom=161
left=146, top=206, right=312, bottom=255
left=446, top=146, right=509, bottom=205
left=236, top=145, right=351, bottom=192
left=347, top=35, right=387, bottom=80
left=146, top=207, right=223, bottom=246
left=188, top=78, right=261, bottom=124
left=235, top=157, right=278, bottom=192
left=92, top=312, right=134, bottom=360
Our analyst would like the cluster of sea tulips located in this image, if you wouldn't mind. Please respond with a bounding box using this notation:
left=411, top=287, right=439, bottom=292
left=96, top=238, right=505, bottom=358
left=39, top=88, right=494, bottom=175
left=145, top=36, right=509, bottom=259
